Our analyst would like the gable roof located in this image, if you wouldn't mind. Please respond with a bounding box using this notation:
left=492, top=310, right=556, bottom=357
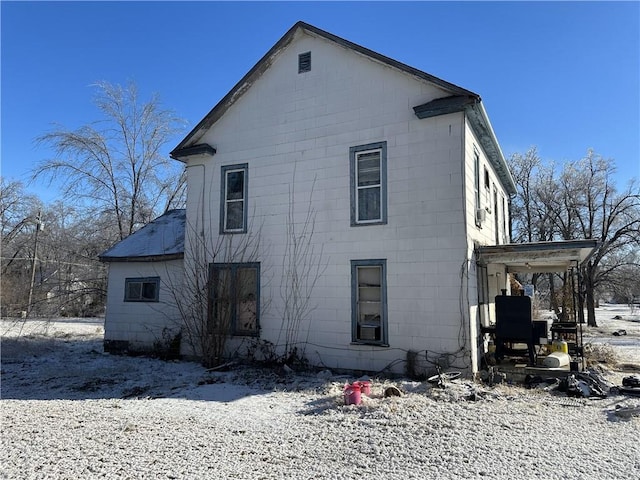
left=170, top=21, right=516, bottom=195
left=170, top=21, right=477, bottom=159
left=98, top=209, right=185, bottom=263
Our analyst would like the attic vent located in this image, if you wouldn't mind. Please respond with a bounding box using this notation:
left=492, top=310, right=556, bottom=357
left=298, top=51, right=311, bottom=73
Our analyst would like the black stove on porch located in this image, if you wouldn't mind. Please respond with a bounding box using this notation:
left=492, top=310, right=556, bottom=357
left=493, top=290, right=546, bottom=366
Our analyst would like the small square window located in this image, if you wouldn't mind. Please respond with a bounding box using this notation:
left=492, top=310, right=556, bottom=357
left=298, top=51, right=311, bottom=73
left=124, top=277, right=160, bottom=302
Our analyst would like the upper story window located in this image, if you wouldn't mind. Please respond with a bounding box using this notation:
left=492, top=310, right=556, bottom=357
left=350, top=142, right=387, bottom=226
left=220, top=164, right=248, bottom=234
left=474, top=150, right=481, bottom=220
left=474, top=150, right=481, bottom=210
left=124, top=277, right=159, bottom=302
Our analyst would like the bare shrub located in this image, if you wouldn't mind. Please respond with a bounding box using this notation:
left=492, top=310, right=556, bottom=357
left=583, top=342, right=618, bottom=366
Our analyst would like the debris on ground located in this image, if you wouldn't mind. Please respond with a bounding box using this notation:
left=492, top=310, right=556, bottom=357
left=612, top=329, right=628, bottom=336
left=383, top=386, right=402, bottom=397
left=478, top=367, right=506, bottom=386
left=524, top=375, right=559, bottom=391
left=622, top=375, right=640, bottom=387
left=610, top=403, right=640, bottom=419
left=617, top=375, right=640, bottom=396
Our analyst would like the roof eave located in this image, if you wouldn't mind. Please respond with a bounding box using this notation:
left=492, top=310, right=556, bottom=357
left=413, top=95, right=478, bottom=119
left=170, top=143, right=216, bottom=162
left=465, top=102, right=517, bottom=196
left=170, top=22, right=303, bottom=154
left=99, top=253, right=184, bottom=263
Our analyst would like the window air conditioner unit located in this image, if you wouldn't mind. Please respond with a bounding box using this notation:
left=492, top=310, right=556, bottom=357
left=475, top=208, right=486, bottom=224
left=359, top=324, right=380, bottom=341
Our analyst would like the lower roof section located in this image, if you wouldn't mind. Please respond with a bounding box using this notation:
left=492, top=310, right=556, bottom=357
left=476, top=239, right=599, bottom=273
left=98, top=209, right=185, bottom=263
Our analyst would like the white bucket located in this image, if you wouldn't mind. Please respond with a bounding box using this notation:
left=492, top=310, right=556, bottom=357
left=543, top=351, right=570, bottom=368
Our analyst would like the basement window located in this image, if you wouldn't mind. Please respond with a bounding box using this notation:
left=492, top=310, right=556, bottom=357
left=298, top=51, right=311, bottom=73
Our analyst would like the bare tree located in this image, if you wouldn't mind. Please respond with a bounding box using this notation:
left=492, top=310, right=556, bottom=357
left=34, top=202, right=108, bottom=316
left=601, top=248, right=640, bottom=308
left=277, top=169, right=327, bottom=363
left=510, top=147, right=542, bottom=244
left=510, top=149, right=640, bottom=327
left=164, top=218, right=265, bottom=368
left=1, top=182, right=109, bottom=318
left=1, top=179, right=42, bottom=316
left=509, top=149, right=562, bottom=311
left=33, top=81, right=186, bottom=242
left=558, top=152, right=640, bottom=326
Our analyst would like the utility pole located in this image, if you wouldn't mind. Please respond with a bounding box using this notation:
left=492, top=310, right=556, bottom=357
left=27, top=211, right=42, bottom=318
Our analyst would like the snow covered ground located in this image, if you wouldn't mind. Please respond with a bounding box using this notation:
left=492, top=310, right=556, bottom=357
left=1, top=305, right=639, bottom=479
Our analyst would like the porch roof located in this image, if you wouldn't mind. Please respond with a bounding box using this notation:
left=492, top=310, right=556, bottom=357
left=476, top=239, right=599, bottom=273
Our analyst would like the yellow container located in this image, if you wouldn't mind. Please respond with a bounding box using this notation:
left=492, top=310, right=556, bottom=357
left=551, top=339, right=569, bottom=354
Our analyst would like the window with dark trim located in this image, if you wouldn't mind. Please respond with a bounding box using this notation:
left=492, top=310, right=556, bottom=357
left=350, top=142, right=387, bottom=226
left=124, top=277, right=160, bottom=302
left=502, top=194, right=508, bottom=243
left=493, top=185, right=500, bottom=244
left=477, top=265, right=489, bottom=305
left=474, top=150, right=481, bottom=226
left=208, top=263, right=260, bottom=336
left=351, top=259, right=387, bottom=345
left=220, top=164, right=248, bottom=234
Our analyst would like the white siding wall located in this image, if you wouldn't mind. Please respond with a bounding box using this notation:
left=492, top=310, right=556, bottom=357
left=462, top=120, right=512, bottom=372
left=185, top=32, right=476, bottom=374
left=104, top=260, right=183, bottom=351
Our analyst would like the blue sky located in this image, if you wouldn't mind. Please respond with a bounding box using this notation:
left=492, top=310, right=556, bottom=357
left=2, top=1, right=639, bottom=202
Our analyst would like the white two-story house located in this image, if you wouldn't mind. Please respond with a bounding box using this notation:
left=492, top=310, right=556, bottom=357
left=102, top=22, right=522, bottom=376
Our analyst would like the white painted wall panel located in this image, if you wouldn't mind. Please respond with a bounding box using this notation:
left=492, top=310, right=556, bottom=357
left=104, top=260, right=183, bottom=351
left=179, top=31, right=507, bottom=375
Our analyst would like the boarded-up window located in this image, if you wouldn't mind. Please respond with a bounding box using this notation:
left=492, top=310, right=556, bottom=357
left=209, top=263, right=259, bottom=336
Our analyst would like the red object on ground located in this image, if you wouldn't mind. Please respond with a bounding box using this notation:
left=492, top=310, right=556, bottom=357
left=343, top=383, right=362, bottom=405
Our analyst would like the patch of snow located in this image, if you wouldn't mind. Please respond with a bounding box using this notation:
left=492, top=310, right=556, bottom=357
left=1, top=307, right=639, bottom=479
left=583, top=304, right=640, bottom=367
